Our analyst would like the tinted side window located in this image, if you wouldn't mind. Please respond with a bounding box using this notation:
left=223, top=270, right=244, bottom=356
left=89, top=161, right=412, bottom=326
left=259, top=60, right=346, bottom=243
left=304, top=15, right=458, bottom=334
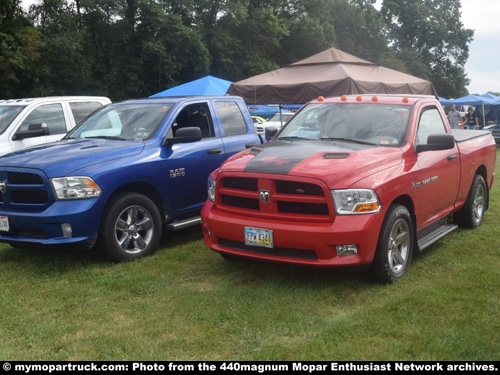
left=416, top=107, right=447, bottom=144
left=69, top=101, right=105, bottom=124
left=214, top=101, right=247, bottom=136
left=20, top=103, right=66, bottom=135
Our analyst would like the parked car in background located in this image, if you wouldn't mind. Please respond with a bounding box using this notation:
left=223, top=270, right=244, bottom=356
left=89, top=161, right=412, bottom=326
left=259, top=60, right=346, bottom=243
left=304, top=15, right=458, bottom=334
left=251, top=116, right=266, bottom=125
left=254, top=112, right=295, bottom=136
left=0, top=96, right=111, bottom=156
left=484, top=123, right=500, bottom=145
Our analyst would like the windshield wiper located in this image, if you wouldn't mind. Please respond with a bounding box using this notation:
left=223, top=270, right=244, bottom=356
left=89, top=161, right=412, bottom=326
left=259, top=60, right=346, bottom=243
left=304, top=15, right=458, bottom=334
left=82, top=136, right=124, bottom=140
left=319, top=137, right=377, bottom=146
left=277, top=136, right=310, bottom=141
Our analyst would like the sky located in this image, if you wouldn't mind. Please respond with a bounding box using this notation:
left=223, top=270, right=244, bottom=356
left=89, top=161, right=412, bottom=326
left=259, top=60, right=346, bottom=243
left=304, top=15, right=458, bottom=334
left=374, top=0, right=498, bottom=95
left=458, top=0, right=500, bottom=94
left=20, top=0, right=499, bottom=95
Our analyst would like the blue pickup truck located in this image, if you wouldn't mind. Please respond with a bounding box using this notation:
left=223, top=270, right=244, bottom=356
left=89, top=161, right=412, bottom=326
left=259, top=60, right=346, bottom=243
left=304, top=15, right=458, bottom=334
left=0, top=96, right=261, bottom=261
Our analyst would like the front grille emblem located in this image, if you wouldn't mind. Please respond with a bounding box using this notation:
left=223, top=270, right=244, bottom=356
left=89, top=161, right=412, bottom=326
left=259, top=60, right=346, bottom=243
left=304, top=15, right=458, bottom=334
left=0, top=181, right=6, bottom=193
left=259, top=190, right=271, bottom=203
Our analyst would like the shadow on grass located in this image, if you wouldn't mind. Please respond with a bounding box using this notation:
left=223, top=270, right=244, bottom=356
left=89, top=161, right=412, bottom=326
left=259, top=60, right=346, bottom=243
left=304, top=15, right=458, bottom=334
left=0, top=225, right=206, bottom=273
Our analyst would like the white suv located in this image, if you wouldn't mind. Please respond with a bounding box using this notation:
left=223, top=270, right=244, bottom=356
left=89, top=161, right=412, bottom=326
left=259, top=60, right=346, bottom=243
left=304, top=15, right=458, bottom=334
left=0, top=96, right=111, bottom=156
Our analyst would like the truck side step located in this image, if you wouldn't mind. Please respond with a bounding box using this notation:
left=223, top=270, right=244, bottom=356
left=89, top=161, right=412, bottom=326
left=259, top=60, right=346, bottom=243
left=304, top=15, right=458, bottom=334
left=165, top=216, right=201, bottom=231
left=417, top=221, right=458, bottom=251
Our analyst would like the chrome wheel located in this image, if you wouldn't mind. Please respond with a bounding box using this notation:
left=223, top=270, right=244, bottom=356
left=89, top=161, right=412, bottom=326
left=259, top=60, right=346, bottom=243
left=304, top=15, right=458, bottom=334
left=367, top=204, right=414, bottom=284
left=387, top=217, right=411, bottom=275
left=115, top=205, right=154, bottom=255
left=471, top=182, right=485, bottom=226
left=453, top=175, right=487, bottom=229
left=100, top=193, right=162, bottom=262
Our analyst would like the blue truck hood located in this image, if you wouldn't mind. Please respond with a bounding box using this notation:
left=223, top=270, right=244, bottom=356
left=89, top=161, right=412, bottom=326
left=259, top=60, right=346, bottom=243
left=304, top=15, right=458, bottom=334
left=0, top=139, right=144, bottom=176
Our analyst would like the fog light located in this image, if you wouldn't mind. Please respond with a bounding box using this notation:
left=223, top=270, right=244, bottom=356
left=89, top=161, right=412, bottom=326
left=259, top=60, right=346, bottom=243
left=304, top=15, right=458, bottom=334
left=61, top=223, right=72, bottom=238
left=336, top=244, right=358, bottom=256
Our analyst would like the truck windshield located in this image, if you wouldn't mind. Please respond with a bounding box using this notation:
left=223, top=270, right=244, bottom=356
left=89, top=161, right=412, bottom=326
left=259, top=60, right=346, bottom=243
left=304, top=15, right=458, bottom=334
left=278, top=103, right=411, bottom=147
left=0, top=105, right=28, bottom=135
left=66, top=103, right=173, bottom=141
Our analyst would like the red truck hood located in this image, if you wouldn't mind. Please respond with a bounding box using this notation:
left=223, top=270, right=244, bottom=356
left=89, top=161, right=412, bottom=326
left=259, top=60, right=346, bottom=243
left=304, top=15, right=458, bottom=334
left=221, top=140, right=404, bottom=188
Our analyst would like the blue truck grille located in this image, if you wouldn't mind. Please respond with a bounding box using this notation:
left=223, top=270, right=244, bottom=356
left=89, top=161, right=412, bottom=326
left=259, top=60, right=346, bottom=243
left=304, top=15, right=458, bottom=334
left=218, top=176, right=330, bottom=217
left=8, top=172, right=44, bottom=185
left=0, top=169, right=51, bottom=206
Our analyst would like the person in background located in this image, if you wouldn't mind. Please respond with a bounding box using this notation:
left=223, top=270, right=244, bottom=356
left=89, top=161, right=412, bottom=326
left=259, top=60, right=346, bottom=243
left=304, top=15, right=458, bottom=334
left=447, top=104, right=461, bottom=129
left=464, top=106, right=479, bottom=129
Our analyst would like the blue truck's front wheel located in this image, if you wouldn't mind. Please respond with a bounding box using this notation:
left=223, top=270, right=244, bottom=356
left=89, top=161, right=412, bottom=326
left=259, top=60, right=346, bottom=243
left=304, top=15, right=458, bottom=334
left=99, top=193, right=162, bottom=262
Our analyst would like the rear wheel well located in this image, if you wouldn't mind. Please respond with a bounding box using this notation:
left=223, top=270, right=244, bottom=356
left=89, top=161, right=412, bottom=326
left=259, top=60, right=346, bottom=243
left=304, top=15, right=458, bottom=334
left=474, top=165, right=489, bottom=211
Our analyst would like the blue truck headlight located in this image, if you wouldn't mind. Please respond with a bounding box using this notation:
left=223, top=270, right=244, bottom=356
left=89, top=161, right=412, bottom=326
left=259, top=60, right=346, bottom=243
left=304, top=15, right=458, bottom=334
left=207, top=175, right=216, bottom=202
left=51, top=177, right=102, bottom=199
left=331, top=189, right=381, bottom=214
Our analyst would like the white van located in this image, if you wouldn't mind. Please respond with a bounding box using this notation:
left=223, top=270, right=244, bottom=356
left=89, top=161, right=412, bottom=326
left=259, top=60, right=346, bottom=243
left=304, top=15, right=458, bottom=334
left=0, top=96, right=111, bottom=156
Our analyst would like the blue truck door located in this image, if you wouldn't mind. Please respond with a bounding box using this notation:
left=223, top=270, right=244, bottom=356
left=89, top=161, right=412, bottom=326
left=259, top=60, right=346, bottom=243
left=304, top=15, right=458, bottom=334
left=165, top=103, right=227, bottom=216
left=212, top=99, right=261, bottom=156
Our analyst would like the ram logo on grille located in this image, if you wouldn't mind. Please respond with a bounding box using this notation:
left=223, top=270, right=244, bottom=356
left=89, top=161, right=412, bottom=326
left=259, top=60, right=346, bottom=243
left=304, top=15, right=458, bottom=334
left=0, top=181, right=6, bottom=194
left=259, top=190, right=271, bottom=203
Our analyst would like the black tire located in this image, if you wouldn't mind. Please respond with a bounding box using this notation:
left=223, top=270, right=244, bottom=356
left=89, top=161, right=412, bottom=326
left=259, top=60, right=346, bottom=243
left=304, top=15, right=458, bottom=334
left=99, top=193, right=162, bottom=262
left=367, top=205, right=414, bottom=284
left=453, top=174, right=487, bottom=229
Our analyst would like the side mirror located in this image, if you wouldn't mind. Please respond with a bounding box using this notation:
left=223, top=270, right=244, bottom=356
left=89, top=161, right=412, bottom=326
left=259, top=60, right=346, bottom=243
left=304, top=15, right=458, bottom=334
left=12, top=123, right=49, bottom=140
left=265, top=127, right=279, bottom=141
left=415, top=133, right=455, bottom=153
left=165, top=127, right=202, bottom=145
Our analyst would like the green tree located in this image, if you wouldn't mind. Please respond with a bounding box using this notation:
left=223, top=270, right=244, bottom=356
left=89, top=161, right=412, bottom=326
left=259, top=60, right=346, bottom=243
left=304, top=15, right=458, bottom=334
left=197, top=0, right=290, bottom=81
left=279, top=0, right=391, bottom=67
left=380, top=0, right=473, bottom=97
left=0, top=0, right=42, bottom=98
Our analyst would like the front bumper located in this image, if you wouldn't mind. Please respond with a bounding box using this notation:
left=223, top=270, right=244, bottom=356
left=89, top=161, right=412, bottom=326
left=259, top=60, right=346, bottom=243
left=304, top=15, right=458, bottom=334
left=0, top=198, right=102, bottom=248
left=201, top=200, right=384, bottom=267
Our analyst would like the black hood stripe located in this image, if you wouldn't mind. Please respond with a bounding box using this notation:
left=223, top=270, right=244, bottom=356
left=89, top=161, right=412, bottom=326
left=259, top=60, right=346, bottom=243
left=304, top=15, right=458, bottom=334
left=244, top=141, right=366, bottom=175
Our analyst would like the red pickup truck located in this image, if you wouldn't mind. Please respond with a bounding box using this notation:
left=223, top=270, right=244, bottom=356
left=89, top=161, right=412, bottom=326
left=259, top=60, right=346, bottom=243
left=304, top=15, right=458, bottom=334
left=200, top=94, right=496, bottom=283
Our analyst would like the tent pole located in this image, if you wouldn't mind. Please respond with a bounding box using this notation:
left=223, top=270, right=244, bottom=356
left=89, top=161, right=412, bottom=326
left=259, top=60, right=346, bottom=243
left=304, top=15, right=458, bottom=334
left=482, top=104, right=486, bottom=128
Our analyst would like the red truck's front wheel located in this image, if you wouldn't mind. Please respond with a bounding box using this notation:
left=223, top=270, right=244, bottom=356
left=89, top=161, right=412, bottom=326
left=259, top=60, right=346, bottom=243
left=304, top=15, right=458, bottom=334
left=367, top=205, right=414, bottom=284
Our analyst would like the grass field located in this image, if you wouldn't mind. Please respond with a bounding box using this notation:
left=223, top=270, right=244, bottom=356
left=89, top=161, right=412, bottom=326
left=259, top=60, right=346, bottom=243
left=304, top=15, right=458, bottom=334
left=0, top=154, right=499, bottom=361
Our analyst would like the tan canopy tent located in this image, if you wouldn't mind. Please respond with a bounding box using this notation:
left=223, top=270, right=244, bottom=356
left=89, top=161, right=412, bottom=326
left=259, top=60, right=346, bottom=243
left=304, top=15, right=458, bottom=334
left=227, top=48, right=438, bottom=104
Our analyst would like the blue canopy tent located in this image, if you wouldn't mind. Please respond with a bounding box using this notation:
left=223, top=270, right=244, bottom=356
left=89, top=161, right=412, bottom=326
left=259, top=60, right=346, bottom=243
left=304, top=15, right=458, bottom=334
left=247, top=104, right=304, bottom=119
left=439, top=94, right=500, bottom=126
left=247, top=105, right=279, bottom=118
left=150, top=75, right=232, bottom=97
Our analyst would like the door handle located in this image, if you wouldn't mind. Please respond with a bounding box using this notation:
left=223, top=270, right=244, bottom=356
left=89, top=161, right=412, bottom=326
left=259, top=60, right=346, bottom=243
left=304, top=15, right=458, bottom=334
left=207, top=148, right=222, bottom=154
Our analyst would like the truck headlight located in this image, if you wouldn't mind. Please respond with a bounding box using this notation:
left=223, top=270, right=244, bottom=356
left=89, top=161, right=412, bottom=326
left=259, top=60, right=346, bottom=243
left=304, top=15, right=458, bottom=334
left=207, top=175, right=216, bottom=202
left=51, top=177, right=102, bottom=200
left=331, top=189, right=381, bottom=214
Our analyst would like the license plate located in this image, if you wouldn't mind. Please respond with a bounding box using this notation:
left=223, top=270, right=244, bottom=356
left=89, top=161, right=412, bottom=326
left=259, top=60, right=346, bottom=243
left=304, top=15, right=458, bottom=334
left=0, top=216, right=9, bottom=232
left=244, top=227, right=273, bottom=248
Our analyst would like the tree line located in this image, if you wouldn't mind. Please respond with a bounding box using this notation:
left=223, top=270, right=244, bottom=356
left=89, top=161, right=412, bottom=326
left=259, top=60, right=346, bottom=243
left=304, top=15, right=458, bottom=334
left=1, top=0, right=474, bottom=101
